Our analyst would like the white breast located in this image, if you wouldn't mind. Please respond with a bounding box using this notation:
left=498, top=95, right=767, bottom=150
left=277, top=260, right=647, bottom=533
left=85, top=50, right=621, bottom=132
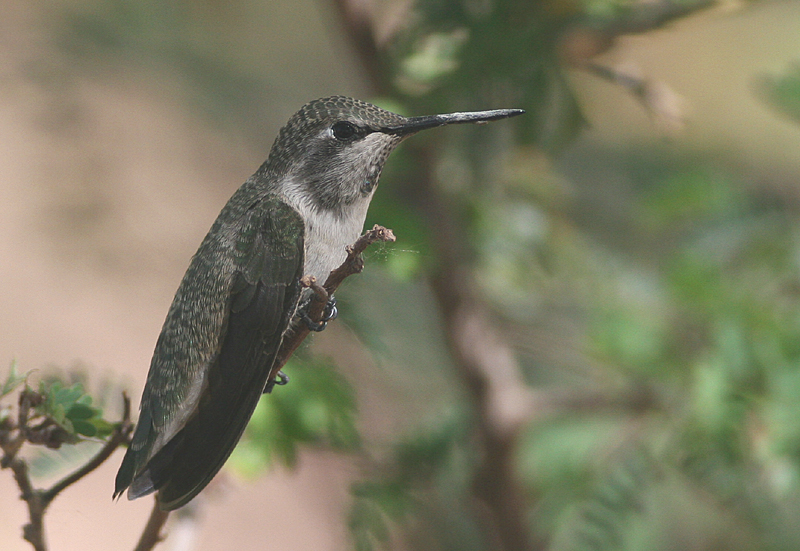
left=279, top=181, right=373, bottom=284
left=302, top=207, right=367, bottom=282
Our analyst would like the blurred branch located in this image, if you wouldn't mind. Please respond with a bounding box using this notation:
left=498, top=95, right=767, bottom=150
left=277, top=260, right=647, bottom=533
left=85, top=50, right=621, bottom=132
left=329, top=0, right=391, bottom=94
left=584, top=62, right=686, bottom=132
left=402, top=144, right=541, bottom=551
left=560, top=0, right=716, bottom=65
left=597, top=0, right=716, bottom=37
left=268, top=225, right=396, bottom=385
left=557, top=0, right=715, bottom=133
left=399, top=146, right=656, bottom=550
left=1, top=390, right=133, bottom=551
left=133, top=500, right=171, bottom=551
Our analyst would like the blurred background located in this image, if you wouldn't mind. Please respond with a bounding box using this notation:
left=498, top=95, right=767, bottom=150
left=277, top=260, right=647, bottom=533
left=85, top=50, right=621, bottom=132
left=2, top=0, right=800, bottom=550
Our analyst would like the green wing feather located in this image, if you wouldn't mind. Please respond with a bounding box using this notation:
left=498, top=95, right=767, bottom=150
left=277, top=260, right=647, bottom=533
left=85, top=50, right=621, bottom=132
left=115, top=196, right=304, bottom=509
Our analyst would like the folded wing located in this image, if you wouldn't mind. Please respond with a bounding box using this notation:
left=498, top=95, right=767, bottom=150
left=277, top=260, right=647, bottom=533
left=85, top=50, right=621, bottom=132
left=115, top=196, right=304, bottom=510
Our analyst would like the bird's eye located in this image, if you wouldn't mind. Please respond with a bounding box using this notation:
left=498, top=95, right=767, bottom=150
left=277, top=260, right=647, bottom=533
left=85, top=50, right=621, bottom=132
left=331, top=121, right=358, bottom=141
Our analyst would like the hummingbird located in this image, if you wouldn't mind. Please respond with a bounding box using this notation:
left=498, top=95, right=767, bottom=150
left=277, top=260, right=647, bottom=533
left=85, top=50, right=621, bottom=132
left=114, top=96, right=524, bottom=510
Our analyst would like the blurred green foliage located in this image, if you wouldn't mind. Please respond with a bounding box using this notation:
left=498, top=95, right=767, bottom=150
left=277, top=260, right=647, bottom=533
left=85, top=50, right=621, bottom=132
left=231, top=355, right=360, bottom=476
left=349, top=412, right=488, bottom=551
left=0, top=360, right=27, bottom=399
left=344, top=0, right=800, bottom=549
left=758, top=63, right=800, bottom=124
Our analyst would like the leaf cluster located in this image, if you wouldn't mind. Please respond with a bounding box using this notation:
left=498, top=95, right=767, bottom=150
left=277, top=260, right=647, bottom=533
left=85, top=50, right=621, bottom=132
left=34, top=380, right=115, bottom=441
left=1, top=363, right=116, bottom=454
left=1, top=362, right=131, bottom=551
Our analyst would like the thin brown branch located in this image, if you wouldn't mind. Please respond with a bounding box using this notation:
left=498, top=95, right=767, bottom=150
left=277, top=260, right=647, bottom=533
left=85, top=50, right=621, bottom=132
left=268, top=225, right=396, bottom=383
left=0, top=389, right=46, bottom=551
left=1, top=391, right=135, bottom=551
left=8, top=456, right=47, bottom=551
left=1, top=389, right=37, bottom=467
left=133, top=499, right=171, bottom=551
left=583, top=62, right=685, bottom=132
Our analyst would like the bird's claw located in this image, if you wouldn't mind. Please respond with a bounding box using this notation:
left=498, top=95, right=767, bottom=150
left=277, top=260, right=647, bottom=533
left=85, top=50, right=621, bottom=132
left=275, top=371, right=290, bottom=386
left=263, top=370, right=289, bottom=394
left=302, top=296, right=337, bottom=332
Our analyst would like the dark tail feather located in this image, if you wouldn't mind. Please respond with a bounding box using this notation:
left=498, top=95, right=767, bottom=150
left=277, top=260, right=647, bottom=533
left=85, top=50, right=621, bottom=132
left=114, top=447, right=139, bottom=500
left=126, top=431, right=186, bottom=500
left=143, top=384, right=265, bottom=510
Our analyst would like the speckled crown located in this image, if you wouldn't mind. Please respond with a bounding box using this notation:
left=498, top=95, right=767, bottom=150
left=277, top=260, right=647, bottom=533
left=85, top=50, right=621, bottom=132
left=263, top=97, right=404, bottom=173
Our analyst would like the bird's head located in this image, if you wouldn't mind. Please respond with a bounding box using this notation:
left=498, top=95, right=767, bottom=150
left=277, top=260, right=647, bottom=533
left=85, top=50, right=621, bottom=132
left=264, top=96, right=524, bottom=217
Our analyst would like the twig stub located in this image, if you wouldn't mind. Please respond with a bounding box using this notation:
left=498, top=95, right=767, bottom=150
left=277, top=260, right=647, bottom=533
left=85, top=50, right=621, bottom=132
left=300, top=276, right=329, bottom=303
left=322, top=225, right=396, bottom=293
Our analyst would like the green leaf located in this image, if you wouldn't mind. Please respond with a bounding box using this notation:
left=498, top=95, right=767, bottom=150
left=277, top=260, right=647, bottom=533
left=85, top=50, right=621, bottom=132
left=66, top=402, right=97, bottom=420
left=76, top=394, right=94, bottom=406
left=50, top=403, right=68, bottom=427
left=1, top=360, right=29, bottom=399
left=29, top=378, right=116, bottom=440
left=88, top=417, right=115, bottom=438
left=71, top=419, right=98, bottom=437
left=53, top=383, right=85, bottom=407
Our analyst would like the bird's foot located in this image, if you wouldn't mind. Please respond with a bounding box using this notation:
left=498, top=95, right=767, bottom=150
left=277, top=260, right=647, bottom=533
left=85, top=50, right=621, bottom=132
left=302, top=295, right=338, bottom=332
left=263, top=370, right=290, bottom=394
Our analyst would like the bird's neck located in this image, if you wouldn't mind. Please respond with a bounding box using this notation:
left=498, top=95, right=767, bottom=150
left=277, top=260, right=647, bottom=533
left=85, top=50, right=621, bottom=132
left=279, top=175, right=373, bottom=282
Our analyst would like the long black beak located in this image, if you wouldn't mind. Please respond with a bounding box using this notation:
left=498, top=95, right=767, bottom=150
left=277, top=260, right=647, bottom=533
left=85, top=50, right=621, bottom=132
left=382, top=108, right=525, bottom=136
